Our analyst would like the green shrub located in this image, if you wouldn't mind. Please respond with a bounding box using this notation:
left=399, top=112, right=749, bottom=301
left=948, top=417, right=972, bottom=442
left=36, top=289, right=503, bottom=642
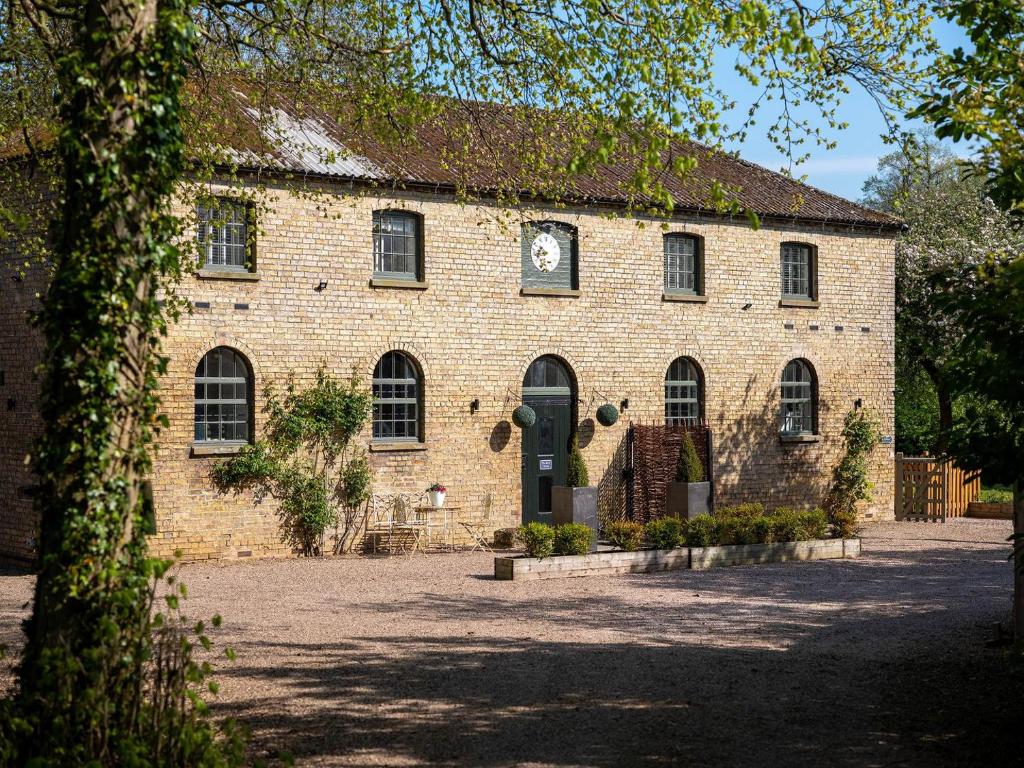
left=565, top=432, right=589, bottom=487
left=979, top=486, right=1013, bottom=504
left=645, top=517, right=684, bottom=549
left=605, top=520, right=645, bottom=551
left=684, top=514, right=718, bottom=547
left=596, top=403, right=619, bottom=427
left=747, top=508, right=831, bottom=544
left=554, top=523, right=594, bottom=555
left=675, top=431, right=705, bottom=483
left=716, top=515, right=759, bottom=545
left=795, top=508, right=829, bottom=540
left=751, top=515, right=779, bottom=543
left=715, top=502, right=764, bottom=520
left=519, top=521, right=556, bottom=558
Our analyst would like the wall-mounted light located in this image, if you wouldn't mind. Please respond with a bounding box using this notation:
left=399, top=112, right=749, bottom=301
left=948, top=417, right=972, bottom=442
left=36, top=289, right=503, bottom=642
left=854, top=398, right=863, bottom=410
left=470, top=398, right=480, bottom=413
left=315, top=280, right=328, bottom=292
left=620, top=398, right=629, bottom=411
left=741, top=303, right=752, bottom=311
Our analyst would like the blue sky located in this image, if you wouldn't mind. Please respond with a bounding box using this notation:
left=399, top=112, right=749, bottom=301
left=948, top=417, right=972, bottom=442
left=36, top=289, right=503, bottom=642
left=718, top=18, right=970, bottom=204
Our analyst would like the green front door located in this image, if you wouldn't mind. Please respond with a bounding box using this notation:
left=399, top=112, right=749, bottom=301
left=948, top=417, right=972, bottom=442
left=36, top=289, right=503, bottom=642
left=521, top=396, right=572, bottom=524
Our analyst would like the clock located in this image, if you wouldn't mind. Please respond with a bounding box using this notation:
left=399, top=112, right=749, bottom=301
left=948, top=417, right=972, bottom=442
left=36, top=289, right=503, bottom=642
left=531, top=232, right=561, bottom=272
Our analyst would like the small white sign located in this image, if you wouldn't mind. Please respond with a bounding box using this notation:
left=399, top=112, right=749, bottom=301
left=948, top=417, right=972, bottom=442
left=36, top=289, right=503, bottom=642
left=539, top=459, right=553, bottom=471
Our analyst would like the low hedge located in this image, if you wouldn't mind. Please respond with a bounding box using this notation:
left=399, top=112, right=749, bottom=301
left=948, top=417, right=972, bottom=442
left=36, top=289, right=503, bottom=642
left=645, top=517, right=684, bottom=550
left=519, top=521, right=555, bottom=558
left=523, top=505, right=831, bottom=558
left=682, top=506, right=829, bottom=547
left=554, top=523, right=594, bottom=555
left=604, top=520, right=645, bottom=551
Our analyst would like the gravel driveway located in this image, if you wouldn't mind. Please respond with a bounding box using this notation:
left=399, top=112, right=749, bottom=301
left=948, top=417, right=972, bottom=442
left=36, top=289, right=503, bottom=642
left=2, top=519, right=1021, bottom=767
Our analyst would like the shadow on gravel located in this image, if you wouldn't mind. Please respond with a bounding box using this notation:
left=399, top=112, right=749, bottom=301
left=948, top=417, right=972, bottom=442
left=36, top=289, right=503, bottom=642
left=223, top=631, right=1021, bottom=768
left=218, top=544, right=1021, bottom=767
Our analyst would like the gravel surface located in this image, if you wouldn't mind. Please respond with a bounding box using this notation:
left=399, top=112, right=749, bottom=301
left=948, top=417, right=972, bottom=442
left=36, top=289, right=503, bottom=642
left=2, top=519, right=1021, bottom=767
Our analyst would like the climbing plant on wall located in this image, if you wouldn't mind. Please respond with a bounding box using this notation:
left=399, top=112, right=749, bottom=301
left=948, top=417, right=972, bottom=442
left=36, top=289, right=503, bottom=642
left=212, top=368, right=373, bottom=556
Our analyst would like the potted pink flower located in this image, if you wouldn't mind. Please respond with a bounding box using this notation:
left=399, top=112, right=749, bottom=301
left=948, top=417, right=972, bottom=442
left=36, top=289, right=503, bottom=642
left=426, top=482, right=447, bottom=508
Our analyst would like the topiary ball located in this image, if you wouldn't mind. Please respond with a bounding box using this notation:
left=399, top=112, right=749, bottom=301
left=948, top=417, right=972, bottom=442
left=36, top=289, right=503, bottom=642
left=596, top=403, right=619, bottom=427
left=512, top=404, right=537, bottom=429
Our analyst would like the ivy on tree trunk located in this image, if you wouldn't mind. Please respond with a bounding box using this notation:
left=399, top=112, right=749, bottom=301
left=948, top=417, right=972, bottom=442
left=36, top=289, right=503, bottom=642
left=17, top=0, right=193, bottom=759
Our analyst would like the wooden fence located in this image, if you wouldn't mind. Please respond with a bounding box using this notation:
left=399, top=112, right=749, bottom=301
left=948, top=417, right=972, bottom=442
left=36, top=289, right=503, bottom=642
left=895, top=453, right=981, bottom=522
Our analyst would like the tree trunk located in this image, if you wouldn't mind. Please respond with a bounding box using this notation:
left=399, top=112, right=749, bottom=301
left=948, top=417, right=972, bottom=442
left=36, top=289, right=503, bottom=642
left=17, top=0, right=189, bottom=759
left=1014, top=481, right=1024, bottom=642
left=921, top=359, right=953, bottom=454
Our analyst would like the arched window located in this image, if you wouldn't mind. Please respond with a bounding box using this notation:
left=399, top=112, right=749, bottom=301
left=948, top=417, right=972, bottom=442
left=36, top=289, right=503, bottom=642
left=663, top=234, right=703, bottom=295
left=522, top=355, right=573, bottom=393
left=665, top=357, right=704, bottom=425
left=780, top=359, right=817, bottom=435
left=373, top=210, right=423, bottom=281
left=372, top=351, right=422, bottom=441
left=194, top=347, right=252, bottom=443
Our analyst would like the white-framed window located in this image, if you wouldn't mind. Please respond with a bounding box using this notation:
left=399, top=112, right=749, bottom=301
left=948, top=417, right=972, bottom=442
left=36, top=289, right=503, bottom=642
left=664, top=234, right=702, bottom=294
left=665, top=357, right=703, bottom=425
left=373, top=210, right=422, bottom=280
left=194, top=347, right=252, bottom=443
left=780, top=359, right=817, bottom=434
left=372, top=351, right=422, bottom=441
left=781, top=242, right=815, bottom=300
left=197, top=199, right=251, bottom=271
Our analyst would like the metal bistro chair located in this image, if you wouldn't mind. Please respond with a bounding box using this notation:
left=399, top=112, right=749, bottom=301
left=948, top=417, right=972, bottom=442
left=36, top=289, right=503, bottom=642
left=367, top=493, right=420, bottom=554
left=459, top=495, right=496, bottom=553
left=389, top=494, right=429, bottom=556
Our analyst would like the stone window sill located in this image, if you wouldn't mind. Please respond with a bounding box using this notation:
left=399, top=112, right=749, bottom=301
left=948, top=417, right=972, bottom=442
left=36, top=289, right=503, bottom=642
left=520, top=287, right=581, bottom=298
left=779, top=433, right=822, bottom=444
left=370, top=277, right=429, bottom=290
left=663, top=292, right=708, bottom=304
left=191, top=441, right=247, bottom=457
left=369, top=442, right=428, bottom=453
left=197, top=269, right=260, bottom=282
left=779, top=298, right=819, bottom=309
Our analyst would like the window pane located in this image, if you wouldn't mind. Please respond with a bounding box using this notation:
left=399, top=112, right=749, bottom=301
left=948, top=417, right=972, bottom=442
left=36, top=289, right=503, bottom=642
left=664, top=236, right=699, bottom=294
left=665, top=357, right=702, bottom=425
left=780, top=360, right=814, bottom=433
left=197, top=200, right=249, bottom=271
left=782, top=244, right=811, bottom=298
left=372, top=211, right=419, bottom=279
left=372, top=351, right=421, bottom=441
left=194, top=347, right=251, bottom=444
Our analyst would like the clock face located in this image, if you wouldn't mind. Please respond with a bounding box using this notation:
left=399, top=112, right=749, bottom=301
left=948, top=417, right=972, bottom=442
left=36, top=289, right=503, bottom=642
left=531, top=232, right=561, bottom=272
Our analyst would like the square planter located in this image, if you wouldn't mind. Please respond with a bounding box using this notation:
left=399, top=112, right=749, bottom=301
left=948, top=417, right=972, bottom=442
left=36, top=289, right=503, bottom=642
left=552, top=486, right=599, bottom=547
left=666, top=481, right=711, bottom=519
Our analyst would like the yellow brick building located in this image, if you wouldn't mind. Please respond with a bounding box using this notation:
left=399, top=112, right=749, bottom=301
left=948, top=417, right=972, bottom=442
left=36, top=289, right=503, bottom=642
left=0, top=103, right=899, bottom=562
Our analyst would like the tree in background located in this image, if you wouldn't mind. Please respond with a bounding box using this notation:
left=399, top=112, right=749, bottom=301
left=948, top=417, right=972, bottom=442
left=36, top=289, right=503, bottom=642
left=861, top=135, right=1024, bottom=455
left=0, top=0, right=937, bottom=761
left=912, top=0, right=1024, bottom=640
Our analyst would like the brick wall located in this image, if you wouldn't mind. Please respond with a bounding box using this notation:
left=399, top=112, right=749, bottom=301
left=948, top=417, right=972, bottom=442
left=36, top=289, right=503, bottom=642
left=0, top=178, right=896, bottom=562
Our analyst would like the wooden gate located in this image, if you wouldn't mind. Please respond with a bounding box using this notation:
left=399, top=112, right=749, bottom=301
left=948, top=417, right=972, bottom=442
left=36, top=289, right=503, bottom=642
left=895, top=453, right=981, bottom=522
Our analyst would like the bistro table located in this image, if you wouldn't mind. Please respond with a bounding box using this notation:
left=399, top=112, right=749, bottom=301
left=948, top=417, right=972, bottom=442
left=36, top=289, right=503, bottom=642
left=415, top=504, right=462, bottom=551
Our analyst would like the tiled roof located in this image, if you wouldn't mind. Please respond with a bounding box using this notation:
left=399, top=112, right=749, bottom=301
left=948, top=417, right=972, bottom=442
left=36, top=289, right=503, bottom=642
left=1, top=87, right=899, bottom=230
left=216, top=93, right=899, bottom=230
